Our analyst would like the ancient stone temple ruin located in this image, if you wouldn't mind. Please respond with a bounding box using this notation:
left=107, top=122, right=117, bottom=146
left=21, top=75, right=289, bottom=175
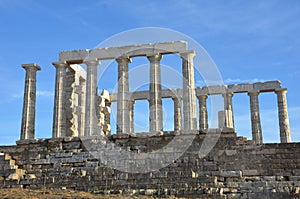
left=1, top=41, right=299, bottom=198
left=20, top=41, right=291, bottom=143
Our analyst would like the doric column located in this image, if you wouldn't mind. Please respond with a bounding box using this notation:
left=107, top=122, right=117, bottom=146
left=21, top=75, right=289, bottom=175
left=172, top=97, right=182, bottom=132
left=198, top=95, right=208, bottom=131
left=180, top=50, right=197, bottom=131
left=129, top=100, right=135, bottom=134
left=275, top=88, right=291, bottom=143
left=248, top=91, right=262, bottom=144
left=20, top=63, right=41, bottom=140
left=147, top=54, right=163, bottom=132
left=222, top=92, right=234, bottom=128
left=84, top=59, right=100, bottom=136
left=52, top=62, right=68, bottom=138
left=116, top=57, right=131, bottom=134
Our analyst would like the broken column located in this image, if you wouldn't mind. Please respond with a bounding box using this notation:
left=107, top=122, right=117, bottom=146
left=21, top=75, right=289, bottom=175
left=98, top=90, right=111, bottom=135
left=275, top=88, right=291, bottom=143
left=148, top=54, right=163, bottom=132
left=116, top=57, right=131, bottom=134
left=172, top=97, right=182, bottom=132
left=198, top=95, right=208, bottom=131
left=248, top=91, right=263, bottom=144
left=20, top=63, right=41, bottom=140
left=84, top=59, right=100, bottom=136
left=52, top=62, right=68, bottom=138
left=180, top=50, right=197, bottom=131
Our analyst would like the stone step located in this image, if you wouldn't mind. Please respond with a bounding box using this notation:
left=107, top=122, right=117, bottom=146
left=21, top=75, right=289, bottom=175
left=0, top=153, right=12, bottom=161
left=0, top=152, right=26, bottom=180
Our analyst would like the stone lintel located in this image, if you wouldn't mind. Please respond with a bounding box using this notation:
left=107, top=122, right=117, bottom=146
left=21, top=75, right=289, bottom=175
left=254, top=80, right=282, bottom=92
left=227, top=83, right=253, bottom=93
left=59, top=41, right=187, bottom=63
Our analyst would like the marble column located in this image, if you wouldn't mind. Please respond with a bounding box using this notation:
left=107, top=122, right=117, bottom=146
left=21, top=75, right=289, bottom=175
left=222, top=92, right=234, bottom=128
left=172, top=97, right=182, bottom=132
left=52, top=62, right=68, bottom=138
left=116, top=57, right=131, bottom=134
left=248, top=91, right=262, bottom=144
left=84, top=60, right=100, bottom=136
left=180, top=50, right=197, bottom=131
left=198, top=95, right=208, bottom=131
left=20, top=63, right=41, bottom=140
left=147, top=54, right=163, bottom=132
left=129, top=100, right=135, bottom=134
left=275, top=88, right=291, bottom=143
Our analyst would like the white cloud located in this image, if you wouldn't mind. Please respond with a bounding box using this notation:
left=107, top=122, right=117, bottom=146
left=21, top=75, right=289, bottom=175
left=223, top=78, right=271, bottom=84
left=196, top=78, right=272, bottom=86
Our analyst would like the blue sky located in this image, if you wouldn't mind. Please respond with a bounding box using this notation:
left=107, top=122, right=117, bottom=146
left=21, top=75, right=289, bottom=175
left=0, top=0, right=299, bottom=145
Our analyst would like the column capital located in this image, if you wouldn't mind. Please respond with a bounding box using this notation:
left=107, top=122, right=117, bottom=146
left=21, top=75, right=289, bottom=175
left=147, top=53, right=162, bottom=62
left=22, top=63, right=41, bottom=71
left=172, top=96, right=182, bottom=101
left=180, top=50, right=195, bottom=60
left=129, top=100, right=135, bottom=105
left=52, top=61, right=68, bottom=68
left=83, top=59, right=100, bottom=66
left=248, top=90, right=260, bottom=96
left=222, top=92, right=234, bottom=98
left=197, top=94, right=208, bottom=100
left=275, top=88, right=288, bottom=94
left=116, top=56, right=132, bottom=64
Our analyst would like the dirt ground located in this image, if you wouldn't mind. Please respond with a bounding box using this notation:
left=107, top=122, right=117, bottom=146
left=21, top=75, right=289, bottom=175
left=0, top=188, right=179, bottom=199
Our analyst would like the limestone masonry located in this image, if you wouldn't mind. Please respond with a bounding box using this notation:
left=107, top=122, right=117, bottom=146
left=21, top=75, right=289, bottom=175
left=0, top=41, right=299, bottom=198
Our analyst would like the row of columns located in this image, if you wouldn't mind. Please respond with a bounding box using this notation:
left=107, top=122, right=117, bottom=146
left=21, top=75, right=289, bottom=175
left=116, top=51, right=197, bottom=134
left=20, top=59, right=291, bottom=144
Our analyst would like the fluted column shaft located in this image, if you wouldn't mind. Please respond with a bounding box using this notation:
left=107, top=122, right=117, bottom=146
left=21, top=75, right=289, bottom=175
left=116, top=57, right=131, bottom=134
left=248, top=91, right=262, bottom=144
left=172, top=97, right=182, bottom=132
left=20, top=64, right=41, bottom=140
left=52, top=62, right=68, bottom=138
left=129, top=100, right=135, bottom=134
left=276, top=88, right=291, bottom=143
left=84, top=60, right=99, bottom=136
left=148, top=54, right=163, bottom=132
left=198, top=95, right=208, bottom=131
left=222, top=92, right=234, bottom=128
left=180, top=51, right=197, bottom=131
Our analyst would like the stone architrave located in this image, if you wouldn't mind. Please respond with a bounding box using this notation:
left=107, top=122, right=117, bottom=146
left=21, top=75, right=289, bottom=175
left=52, top=62, right=68, bottom=138
left=20, top=63, right=41, bottom=140
left=116, top=57, right=131, bottom=134
left=147, top=54, right=163, bottom=132
left=248, top=91, right=262, bottom=144
left=180, top=50, right=197, bottom=131
left=84, top=60, right=100, bottom=136
left=275, top=88, right=291, bottom=143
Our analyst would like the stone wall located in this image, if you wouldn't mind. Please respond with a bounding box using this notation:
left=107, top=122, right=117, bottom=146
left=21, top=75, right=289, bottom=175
left=0, top=133, right=300, bottom=198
